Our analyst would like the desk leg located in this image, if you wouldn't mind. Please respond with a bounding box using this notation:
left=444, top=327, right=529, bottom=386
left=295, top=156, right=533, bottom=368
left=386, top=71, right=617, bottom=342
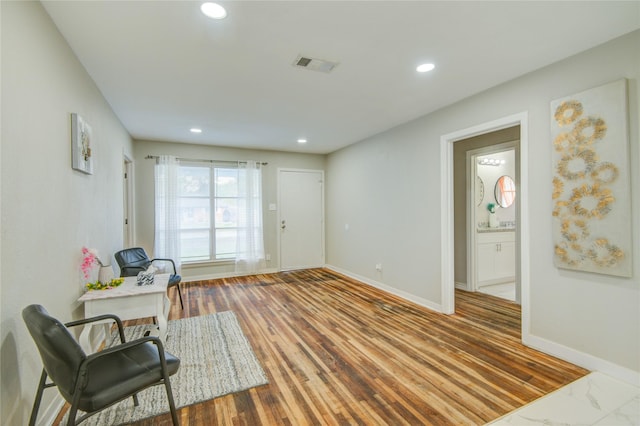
left=102, top=323, right=112, bottom=346
left=79, top=325, right=92, bottom=353
left=157, top=294, right=169, bottom=341
left=79, top=321, right=113, bottom=353
left=164, top=293, right=170, bottom=319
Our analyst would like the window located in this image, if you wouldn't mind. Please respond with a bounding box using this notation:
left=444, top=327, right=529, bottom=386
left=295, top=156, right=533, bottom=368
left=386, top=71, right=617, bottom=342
left=177, top=162, right=240, bottom=263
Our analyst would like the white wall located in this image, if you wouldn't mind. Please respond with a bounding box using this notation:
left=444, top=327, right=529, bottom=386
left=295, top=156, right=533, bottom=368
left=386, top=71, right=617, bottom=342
left=0, top=2, right=134, bottom=424
left=326, top=30, right=640, bottom=381
left=132, top=140, right=325, bottom=280
left=326, top=119, right=442, bottom=307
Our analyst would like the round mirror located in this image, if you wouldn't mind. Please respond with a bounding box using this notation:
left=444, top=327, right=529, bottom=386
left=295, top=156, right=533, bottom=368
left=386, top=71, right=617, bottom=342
left=495, top=175, right=516, bottom=208
left=476, top=176, right=484, bottom=206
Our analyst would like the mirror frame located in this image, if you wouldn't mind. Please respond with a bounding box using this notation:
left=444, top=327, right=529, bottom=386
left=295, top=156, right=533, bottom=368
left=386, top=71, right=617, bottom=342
left=494, top=175, right=516, bottom=208
left=476, top=176, right=484, bottom=206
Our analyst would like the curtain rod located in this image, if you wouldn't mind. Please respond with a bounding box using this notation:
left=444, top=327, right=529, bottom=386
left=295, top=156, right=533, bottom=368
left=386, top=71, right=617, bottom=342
left=145, top=155, right=267, bottom=166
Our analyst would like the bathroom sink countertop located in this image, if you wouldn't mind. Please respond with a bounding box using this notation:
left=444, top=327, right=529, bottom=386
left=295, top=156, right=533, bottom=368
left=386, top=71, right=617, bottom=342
left=477, top=226, right=515, bottom=233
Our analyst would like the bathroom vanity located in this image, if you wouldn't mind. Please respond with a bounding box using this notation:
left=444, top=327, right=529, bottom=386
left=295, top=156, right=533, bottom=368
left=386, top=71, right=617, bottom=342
left=476, top=230, right=515, bottom=286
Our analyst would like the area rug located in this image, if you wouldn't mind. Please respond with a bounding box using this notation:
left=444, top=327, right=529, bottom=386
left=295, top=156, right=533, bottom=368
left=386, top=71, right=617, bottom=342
left=67, top=312, right=269, bottom=425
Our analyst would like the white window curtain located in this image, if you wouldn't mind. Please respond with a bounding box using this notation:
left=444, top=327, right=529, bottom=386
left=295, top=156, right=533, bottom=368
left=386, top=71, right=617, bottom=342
left=154, top=155, right=181, bottom=273
left=235, top=161, right=265, bottom=274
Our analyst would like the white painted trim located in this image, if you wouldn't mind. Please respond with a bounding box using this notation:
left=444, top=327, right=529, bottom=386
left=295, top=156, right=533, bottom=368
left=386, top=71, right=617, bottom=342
left=440, top=135, right=456, bottom=314
left=182, top=268, right=279, bottom=283
left=454, top=281, right=470, bottom=291
left=325, top=265, right=443, bottom=313
left=524, top=334, right=640, bottom=387
left=123, top=152, right=135, bottom=248
left=518, top=116, right=531, bottom=335
left=440, top=112, right=529, bottom=321
left=466, top=151, right=476, bottom=292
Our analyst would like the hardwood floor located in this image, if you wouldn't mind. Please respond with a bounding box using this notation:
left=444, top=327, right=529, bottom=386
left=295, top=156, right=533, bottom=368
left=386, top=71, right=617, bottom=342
left=62, top=268, right=589, bottom=425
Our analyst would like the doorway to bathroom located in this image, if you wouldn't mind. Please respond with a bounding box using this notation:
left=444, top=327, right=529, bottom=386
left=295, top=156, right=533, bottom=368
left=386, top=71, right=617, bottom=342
left=452, top=127, right=520, bottom=304
left=440, top=111, right=531, bottom=336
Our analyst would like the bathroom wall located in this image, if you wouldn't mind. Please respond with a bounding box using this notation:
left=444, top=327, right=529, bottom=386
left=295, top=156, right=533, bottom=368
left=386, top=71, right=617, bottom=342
left=476, top=149, right=516, bottom=228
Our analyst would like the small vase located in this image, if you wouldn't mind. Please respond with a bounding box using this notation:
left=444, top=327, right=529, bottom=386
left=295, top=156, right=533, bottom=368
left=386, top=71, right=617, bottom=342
left=98, top=265, right=115, bottom=283
left=489, top=212, right=499, bottom=228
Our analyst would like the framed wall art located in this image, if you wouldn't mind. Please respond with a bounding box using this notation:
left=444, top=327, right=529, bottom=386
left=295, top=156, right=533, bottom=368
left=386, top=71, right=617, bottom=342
left=550, top=79, right=631, bottom=277
left=71, top=113, right=93, bottom=174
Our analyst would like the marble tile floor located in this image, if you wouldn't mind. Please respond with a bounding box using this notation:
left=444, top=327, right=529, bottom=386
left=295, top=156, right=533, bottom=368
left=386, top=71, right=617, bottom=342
left=487, top=372, right=640, bottom=425
left=478, top=282, right=516, bottom=302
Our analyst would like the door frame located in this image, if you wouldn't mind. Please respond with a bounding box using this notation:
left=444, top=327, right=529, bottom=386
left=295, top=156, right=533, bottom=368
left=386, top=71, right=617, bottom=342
left=440, top=111, right=529, bottom=331
left=123, top=155, right=134, bottom=248
left=466, top=142, right=518, bottom=293
left=277, top=168, right=325, bottom=271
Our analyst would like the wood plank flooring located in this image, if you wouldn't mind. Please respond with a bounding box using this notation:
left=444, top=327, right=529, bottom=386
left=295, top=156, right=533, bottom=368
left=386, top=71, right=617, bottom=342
left=59, top=268, right=588, bottom=425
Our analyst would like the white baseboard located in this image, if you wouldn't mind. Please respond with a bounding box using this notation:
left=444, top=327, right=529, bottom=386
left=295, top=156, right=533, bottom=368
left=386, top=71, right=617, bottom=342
left=523, top=332, right=640, bottom=387
left=455, top=281, right=469, bottom=291
left=182, top=268, right=279, bottom=283
left=325, top=264, right=443, bottom=313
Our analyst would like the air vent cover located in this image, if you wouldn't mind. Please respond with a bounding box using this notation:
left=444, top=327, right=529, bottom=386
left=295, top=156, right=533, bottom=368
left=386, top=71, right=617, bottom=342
left=292, top=55, right=339, bottom=73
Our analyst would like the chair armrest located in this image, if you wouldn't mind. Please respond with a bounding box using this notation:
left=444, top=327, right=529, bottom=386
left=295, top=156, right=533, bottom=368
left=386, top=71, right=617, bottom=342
left=66, top=314, right=126, bottom=344
left=74, top=336, right=173, bottom=402
left=86, top=335, right=164, bottom=358
left=151, top=258, right=177, bottom=275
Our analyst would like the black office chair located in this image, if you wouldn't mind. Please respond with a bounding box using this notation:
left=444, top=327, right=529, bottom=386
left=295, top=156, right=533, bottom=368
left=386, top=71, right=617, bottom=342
left=22, top=304, right=180, bottom=425
left=114, top=247, right=184, bottom=309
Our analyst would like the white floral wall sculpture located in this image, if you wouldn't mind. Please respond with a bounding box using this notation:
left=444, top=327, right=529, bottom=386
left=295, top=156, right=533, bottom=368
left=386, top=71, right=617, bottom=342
left=550, top=79, right=632, bottom=277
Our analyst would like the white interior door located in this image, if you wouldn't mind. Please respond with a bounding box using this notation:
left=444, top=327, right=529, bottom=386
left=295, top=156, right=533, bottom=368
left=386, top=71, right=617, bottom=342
left=278, top=169, right=324, bottom=270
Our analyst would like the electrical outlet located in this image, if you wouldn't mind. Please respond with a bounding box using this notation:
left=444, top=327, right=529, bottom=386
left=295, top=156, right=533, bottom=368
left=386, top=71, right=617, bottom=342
left=375, top=263, right=382, bottom=271
left=265, top=254, right=271, bottom=261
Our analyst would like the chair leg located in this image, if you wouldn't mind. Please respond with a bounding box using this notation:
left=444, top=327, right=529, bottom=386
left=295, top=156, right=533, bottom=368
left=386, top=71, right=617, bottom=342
left=67, top=377, right=87, bottom=426
left=66, top=404, right=79, bottom=426
left=163, top=376, right=180, bottom=425
left=28, top=370, right=48, bottom=426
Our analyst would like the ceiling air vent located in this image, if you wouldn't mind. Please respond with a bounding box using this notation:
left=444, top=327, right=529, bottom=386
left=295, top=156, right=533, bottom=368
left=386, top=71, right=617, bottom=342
left=293, top=55, right=339, bottom=73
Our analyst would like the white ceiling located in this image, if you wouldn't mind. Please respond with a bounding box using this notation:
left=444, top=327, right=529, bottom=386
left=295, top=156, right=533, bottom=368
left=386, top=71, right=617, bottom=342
left=42, top=1, right=639, bottom=154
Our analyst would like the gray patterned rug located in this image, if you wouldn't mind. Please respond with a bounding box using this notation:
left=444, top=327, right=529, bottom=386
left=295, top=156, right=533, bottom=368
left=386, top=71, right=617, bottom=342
left=68, top=312, right=268, bottom=425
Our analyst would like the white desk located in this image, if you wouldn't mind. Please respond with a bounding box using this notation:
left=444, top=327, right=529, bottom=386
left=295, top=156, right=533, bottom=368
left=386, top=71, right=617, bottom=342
left=77, top=274, right=170, bottom=352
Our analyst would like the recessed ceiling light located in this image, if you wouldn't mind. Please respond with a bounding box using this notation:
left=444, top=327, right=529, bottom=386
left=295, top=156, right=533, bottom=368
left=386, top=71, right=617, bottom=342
left=201, top=2, right=227, bottom=19
left=416, top=63, right=435, bottom=73
left=190, top=128, right=202, bottom=133
left=297, top=139, right=307, bottom=144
